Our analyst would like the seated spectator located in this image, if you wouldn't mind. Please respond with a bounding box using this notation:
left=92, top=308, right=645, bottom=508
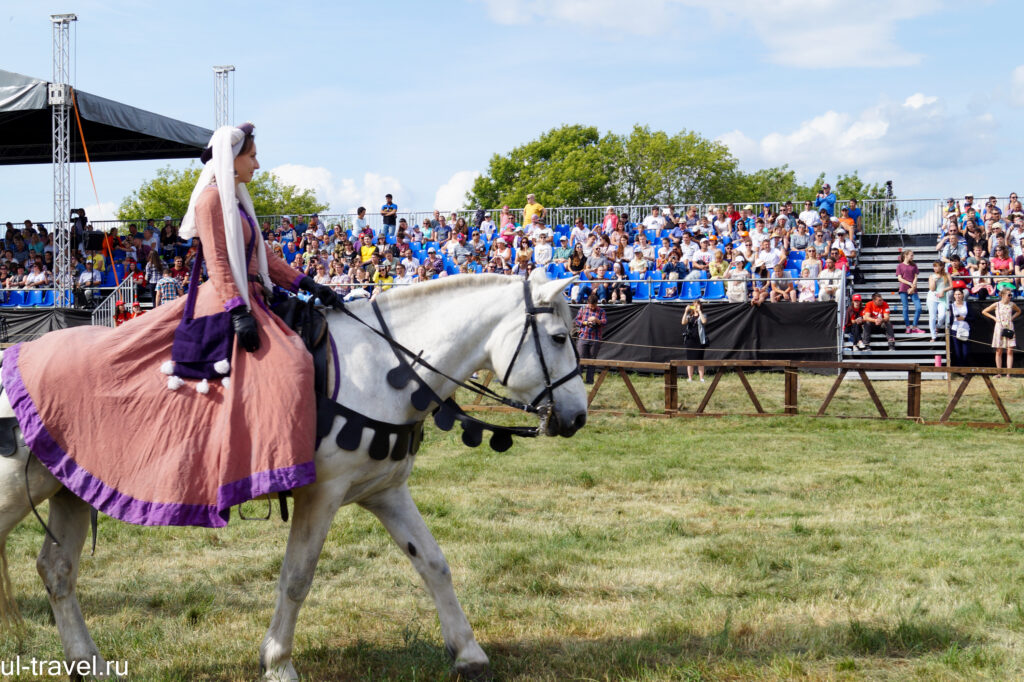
left=847, top=294, right=868, bottom=349
left=991, top=245, right=1015, bottom=291
left=796, top=267, right=816, bottom=302
left=113, top=300, right=128, bottom=327
left=686, top=238, right=713, bottom=280
left=789, top=221, right=811, bottom=252
left=567, top=244, right=586, bottom=275
left=642, top=207, right=666, bottom=233
left=937, top=225, right=968, bottom=264
left=832, top=228, right=856, bottom=263
left=799, top=200, right=820, bottom=230
left=608, top=262, right=631, bottom=303
left=947, top=254, right=970, bottom=290
left=768, top=264, right=795, bottom=302
left=708, top=249, right=728, bottom=279
left=551, top=236, right=571, bottom=264
left=968, top=258, right=995, bottom=299
left=24, top=262, right=50, bottom=289
left=393, top=263, right=413, bottom=286
left=533, top=233, right=553, bottom=266
left=660, top=252, right=685, bottom=296
left=725, top=258, right=749, bottom=303
left=861, top=292, right=896, bottom=350
left=817, top=258, right=841, bottom=301
left=75, top=261, right=102, bottom=306
left=6, top=265, right=25, bottom=289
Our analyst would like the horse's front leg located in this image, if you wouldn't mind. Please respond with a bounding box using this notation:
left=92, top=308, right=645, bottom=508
left=37, top=488, right=114, bottom=679
left=360, top=483, right=491, bottom=680
left=260, top=482, right=344, bottom=682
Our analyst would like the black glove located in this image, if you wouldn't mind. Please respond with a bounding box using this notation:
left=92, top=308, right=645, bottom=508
left=231, top=307, right=260, bottom=353
left=299, top=276, right=341, bottom=308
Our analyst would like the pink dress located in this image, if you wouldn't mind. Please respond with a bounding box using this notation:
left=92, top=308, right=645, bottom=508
left=2, top=187, right=316, bottom=527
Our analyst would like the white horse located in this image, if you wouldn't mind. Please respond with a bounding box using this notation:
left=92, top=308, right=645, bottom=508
left=0, top=270, right=587, bottom=680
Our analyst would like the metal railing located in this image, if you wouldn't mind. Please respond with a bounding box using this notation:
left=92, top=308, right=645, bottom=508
left=90, top=277, right=136, bottom=328
left=44, top=196, right=1020, bottom=240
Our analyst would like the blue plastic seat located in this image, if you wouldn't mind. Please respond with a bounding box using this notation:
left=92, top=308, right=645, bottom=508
left=703, top=280, right=726, bottom=300
left=784, top=269, right=799, bottom=280
left=26, top=290, right=45, bottom=306
left=658, top=281, right=680, bottom=300
left=3, top=291, right=25, bottom=307
left=101, top=269, right=116, bottom=287
left=42, top=290, right=55, bottom=306
left=633, top=280, right=651, bottom=301
left=680, top=280, right=704, bottom=300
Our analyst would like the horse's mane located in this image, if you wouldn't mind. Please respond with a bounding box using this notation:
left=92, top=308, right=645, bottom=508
left=375, top=274, right=519, bottom=306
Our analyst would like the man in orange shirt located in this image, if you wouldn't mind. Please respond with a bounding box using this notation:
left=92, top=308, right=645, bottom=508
left=861, top=292, right=896, bottom=350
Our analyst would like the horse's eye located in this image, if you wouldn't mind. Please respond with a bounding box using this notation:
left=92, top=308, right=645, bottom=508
left=552, top=333, right=568, bottom=345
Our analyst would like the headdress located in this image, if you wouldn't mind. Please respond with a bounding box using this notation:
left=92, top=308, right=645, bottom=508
left=179, top=123, right=269, bottom=308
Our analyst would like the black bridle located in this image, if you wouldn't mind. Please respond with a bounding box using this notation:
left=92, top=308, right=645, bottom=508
left=500, top=279, right=581, bottom=410
left=338, top=277, right=579, bottom=416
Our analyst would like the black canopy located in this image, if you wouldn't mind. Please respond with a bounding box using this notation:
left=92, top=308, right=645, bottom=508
left=0, top=69, right=211, bottom=165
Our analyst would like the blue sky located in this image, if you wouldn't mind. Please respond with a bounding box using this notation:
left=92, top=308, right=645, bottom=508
left=3, top=0, right=1023, bottom=222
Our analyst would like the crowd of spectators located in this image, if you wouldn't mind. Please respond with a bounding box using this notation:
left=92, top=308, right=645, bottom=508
left=1, top=184, right=864, bottom=309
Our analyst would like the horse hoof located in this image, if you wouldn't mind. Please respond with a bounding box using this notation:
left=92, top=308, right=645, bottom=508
left=262, top=662, right=299, bottom=682
left=453, top=660, right=493, bottom=681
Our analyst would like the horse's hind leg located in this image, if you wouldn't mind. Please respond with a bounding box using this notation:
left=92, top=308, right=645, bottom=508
left=37, top=488, right=112, bottom=678
left=360, top=483, right=491, bottom=680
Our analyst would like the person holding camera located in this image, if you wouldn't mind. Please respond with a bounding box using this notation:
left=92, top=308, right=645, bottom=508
left=982, top=287, right=1021, bottom=377
left=681, top=302, right=708, bottom=382
left=574, top=293, right=607, bottom=384
left=815, top=183, right=837, bottom=216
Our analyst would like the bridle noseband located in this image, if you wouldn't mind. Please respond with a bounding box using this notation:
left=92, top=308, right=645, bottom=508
left=499, top=279, right=581, bottom=410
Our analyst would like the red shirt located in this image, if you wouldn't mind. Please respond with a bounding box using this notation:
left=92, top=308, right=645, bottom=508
left=863, top=300, right=889, bottom=321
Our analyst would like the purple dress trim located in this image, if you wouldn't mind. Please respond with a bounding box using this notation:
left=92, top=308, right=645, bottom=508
left=223, top=296, right=245, bottom=312
left=1, top=343, right=316, bottom=528
left=290, top=273, right=305, bottom=292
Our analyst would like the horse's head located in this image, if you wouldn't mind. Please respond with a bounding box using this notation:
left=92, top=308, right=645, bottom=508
left=488, top=269, right=588, bottom=438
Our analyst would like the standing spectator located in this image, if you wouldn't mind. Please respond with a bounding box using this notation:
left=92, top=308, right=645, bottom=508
left=145, top=251, right=163, bottom=292
left=982, top=287, right=1021, bottom=377
left=896, top=250, right=923, bottom=333
left=815, top=182, right=837, bottom=216
left=602, top=207, right=618, bottom=233
left=861, top=293, right=896, bottom=350
left=798, top=200, right=819, bottom=230
left=680, top=302, right=708, bottom=382
left=523, top=193, right=546, bottom=227
left=847, top=199, right=863, bottom=235
left=847, top=294, right=868, bottom=349
left=153, top=268, right=182, bottom=307
left=380, top=194, right=398, bottom=238
left=925, top=261, right=952, bottom=342
left=574, top=293, right=606, bottom=384
left=949, top=288, right=971, bottom=367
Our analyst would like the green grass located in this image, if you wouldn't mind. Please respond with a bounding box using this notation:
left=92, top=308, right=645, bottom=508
left=1, top=387, right=1024, bottom=679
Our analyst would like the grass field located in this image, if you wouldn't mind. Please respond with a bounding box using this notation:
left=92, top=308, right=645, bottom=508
left=1, top=374, right=1023, bottom=680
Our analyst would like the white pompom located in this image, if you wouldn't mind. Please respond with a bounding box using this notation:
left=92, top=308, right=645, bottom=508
left=221, top=377, right=230, bottom=389
left=196, top=378, right=210, bottom=394
left=167, top=375, right=184, bottom=391
left=160, top=361, right=175, bottom=375
left=213, top=358, right=230, bottom=375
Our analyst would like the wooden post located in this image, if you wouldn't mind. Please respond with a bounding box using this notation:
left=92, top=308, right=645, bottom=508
left=664, top=364, right=678, bottom=414
left=784, top=366, right=798, bottom=415
left=907, top=368, right=921, bottom=420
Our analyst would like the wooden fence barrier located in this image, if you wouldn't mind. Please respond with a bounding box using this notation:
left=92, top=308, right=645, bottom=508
left=464, top=360, right=1024, bottom=429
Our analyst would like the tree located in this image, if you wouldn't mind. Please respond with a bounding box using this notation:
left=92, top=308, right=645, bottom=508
left=466, top=125, right=615, bottom=209
left=117, top=165, right=328, bottom=221
left=724, top=165, right=806, bottom=205
left=611, top=125, right=738, bottom=205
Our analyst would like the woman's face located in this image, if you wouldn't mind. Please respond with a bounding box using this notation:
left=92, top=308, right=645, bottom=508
left=954, top=290, right=964, bottom=302
left=233, top=143, right=259, bottom=184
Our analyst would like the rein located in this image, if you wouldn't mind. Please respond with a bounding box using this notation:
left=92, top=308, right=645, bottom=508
left=327, top=278, right=580, bottom=449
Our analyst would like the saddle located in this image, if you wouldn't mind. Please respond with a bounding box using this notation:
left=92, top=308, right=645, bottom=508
left=272, top=296, right=331, bottom=398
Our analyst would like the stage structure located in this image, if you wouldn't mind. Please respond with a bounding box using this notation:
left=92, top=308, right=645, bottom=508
left=213, top=65, right=234, bottom=128
left=0, top=15, right=212, bottom=309
left=50, top=14, right=76, bottom=307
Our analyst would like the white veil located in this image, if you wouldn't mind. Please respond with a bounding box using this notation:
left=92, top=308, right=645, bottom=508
left=178, top=124, right=269, bottom=308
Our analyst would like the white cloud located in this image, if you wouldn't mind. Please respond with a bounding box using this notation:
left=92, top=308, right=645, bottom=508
left=1011, top=65, right=1024, bottom=107
left=433, top=170, right=481, bottom=212
left=82, top=201, right=117, bottom=222
left=477, top=0, right=938, bottom=68
left=717, top=92, right=997, bottom=181
left=268, top=165, right=408, bottom=216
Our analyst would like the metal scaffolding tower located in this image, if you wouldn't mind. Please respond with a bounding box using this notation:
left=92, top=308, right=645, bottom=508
left=213, top=65, right=234, bottom=128
left=50, top=13, right=76, bottom=308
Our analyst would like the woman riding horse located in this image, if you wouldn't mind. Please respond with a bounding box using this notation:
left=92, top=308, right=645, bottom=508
left=1, top=122, right=338, bottom=527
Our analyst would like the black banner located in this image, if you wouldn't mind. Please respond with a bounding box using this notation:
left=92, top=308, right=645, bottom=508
left=572, top=301, right=838, bottom=364
left=961, top=300, right=1024, bottom=368
left=0, top=308, right=93, bottom=343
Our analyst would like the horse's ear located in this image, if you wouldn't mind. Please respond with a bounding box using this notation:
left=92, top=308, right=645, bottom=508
left=528, top=267, right=550, bottom=286
left=536, top=276, right=576, bottom=303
